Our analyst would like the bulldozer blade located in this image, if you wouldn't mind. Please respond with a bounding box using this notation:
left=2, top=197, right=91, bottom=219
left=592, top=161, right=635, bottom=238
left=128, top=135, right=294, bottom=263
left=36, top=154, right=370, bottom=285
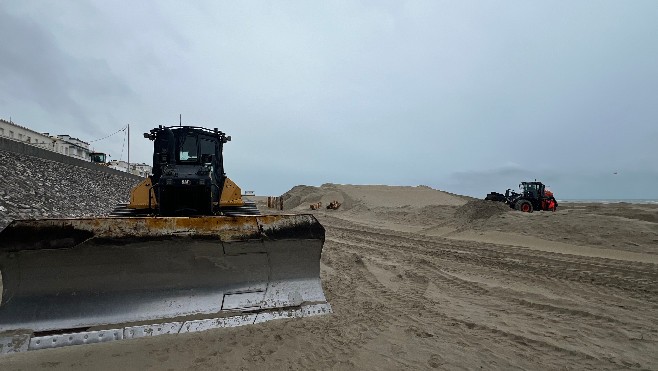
left=0, top=215, right=331, bottom=354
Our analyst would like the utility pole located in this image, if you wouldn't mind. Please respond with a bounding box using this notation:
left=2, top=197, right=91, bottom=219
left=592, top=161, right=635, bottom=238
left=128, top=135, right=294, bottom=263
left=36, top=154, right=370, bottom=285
left=127, top=124, right=130, bottom=172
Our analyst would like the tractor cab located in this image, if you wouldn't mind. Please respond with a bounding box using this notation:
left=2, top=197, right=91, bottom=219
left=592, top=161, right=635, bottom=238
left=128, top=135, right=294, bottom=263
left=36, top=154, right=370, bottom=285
left=519, top=181, right=545, bottom=199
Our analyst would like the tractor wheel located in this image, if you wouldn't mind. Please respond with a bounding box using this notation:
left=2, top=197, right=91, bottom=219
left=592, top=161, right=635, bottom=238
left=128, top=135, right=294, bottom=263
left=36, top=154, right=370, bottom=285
left=516, top=200, right=533, bottom=213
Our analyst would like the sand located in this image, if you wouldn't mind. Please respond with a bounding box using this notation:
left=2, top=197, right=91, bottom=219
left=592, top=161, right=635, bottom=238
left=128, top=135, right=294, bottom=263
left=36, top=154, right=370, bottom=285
left=1, top=184, right=657, bottom=370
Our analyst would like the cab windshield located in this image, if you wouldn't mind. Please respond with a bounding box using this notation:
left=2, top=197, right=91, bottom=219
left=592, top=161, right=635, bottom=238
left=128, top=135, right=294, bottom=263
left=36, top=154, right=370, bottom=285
left=178, top=134, right=198, bottom=162
left=521, top=183, right=540, bottom=195
left=91, top=153, right=106, bottom=163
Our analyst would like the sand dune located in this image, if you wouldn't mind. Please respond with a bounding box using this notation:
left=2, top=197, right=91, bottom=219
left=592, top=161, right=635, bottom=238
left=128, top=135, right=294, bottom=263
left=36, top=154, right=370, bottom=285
left=281, top=184, right=467, bottom=211
left=1, top=184, right=657, bottom=370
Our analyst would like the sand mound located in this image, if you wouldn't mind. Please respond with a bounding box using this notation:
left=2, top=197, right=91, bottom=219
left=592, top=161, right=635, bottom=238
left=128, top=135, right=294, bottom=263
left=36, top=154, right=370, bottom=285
left=281, top=184, right=355, bottom=211
left=453, top=199, right=511, bottom=224
left=280, top=184, right=467, bottom=211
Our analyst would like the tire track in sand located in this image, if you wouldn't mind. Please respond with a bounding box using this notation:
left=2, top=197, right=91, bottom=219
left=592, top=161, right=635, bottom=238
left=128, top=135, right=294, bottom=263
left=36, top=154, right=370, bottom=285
left=324, top=218, right=657, bottom=368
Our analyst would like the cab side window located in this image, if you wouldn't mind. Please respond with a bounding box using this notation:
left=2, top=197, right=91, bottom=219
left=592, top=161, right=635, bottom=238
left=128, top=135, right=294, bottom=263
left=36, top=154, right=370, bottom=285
left=200, top=138, right=216, bottom=159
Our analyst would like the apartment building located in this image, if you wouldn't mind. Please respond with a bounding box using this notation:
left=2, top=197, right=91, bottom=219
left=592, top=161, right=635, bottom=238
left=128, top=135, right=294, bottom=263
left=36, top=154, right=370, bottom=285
left=108, top=160, right=152, bottom=178
left=0, top=118, right=91, bottom=160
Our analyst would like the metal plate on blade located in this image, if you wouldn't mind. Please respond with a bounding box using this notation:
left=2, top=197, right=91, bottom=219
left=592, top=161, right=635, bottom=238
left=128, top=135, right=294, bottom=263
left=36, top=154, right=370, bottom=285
left=180, top=314, right=258, bottom=333
left=0, top=333, right=30, bottom=354
left=124, top=322, right=183, bottom=339
left=222, top=292, right=266, bottom=310
left=29, top=329, right=123, bottom=351
left=1, top=302, right=333, bottom=354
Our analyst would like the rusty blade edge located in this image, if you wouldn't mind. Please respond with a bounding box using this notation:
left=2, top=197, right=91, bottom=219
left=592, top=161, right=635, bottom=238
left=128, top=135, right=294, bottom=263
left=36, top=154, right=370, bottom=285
left=0, top=215, right=325, bottom=252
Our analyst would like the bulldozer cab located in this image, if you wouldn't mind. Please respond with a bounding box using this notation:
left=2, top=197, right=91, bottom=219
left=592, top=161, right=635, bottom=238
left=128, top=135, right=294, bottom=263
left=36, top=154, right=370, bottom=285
left=147, top=126, right=229, bottom=180
left=145, top=126, right=231, bottom=216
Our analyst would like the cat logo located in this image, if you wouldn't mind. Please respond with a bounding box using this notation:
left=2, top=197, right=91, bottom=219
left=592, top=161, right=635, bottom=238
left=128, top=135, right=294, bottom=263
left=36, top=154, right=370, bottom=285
left=181, top=179, right=191, bottom=185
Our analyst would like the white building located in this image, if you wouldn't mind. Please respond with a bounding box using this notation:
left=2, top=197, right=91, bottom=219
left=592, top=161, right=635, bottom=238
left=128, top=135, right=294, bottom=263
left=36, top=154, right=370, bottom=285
left=0, top=118, right=53, bottom=148
left=130, top=163, right=152, bottom=178
left=108, top=160, right=129, bottom=173
left=0, top=118, right=91, bottom=160
left=1, top=118, right=148, bottom=175
left=51, top=134, right=91, bottom=160
left=108, top=161, right=152, bottom=177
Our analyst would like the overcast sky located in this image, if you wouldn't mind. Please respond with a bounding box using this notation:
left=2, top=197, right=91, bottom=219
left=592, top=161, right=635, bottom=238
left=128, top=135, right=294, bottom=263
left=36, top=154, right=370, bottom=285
left=1, top=1, right=657, bottom=199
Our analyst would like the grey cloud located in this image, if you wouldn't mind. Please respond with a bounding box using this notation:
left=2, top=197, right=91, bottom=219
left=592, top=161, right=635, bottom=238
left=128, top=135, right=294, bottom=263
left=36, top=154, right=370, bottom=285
left=1, top=1, right=657, bottom=198
left=0, top=6, right=134, bottom=136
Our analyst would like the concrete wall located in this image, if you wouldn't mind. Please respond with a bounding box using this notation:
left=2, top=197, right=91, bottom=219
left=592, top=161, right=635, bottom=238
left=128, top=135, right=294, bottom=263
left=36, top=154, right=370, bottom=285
left=0, top=147, right=143, bottom=229
left=0, top=136, right=141, bottom=180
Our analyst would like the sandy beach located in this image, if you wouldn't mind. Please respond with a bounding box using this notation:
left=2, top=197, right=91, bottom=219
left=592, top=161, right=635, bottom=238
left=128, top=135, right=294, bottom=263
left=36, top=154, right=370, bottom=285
left=1, top=184, right=657, bottom=370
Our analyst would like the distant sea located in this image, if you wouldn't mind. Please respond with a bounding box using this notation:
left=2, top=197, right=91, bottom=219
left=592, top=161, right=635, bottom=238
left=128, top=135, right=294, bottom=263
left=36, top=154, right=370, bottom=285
left=559, top=199, right=658, bottom=205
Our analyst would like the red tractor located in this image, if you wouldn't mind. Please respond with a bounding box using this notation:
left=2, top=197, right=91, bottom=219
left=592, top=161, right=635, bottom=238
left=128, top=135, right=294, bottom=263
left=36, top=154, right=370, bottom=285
left=485, top=181, right=558, bottom=212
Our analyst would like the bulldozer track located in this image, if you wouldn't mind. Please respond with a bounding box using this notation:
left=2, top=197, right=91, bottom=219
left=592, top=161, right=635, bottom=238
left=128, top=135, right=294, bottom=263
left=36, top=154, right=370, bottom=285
left=109, top=200, right=262, bottom=217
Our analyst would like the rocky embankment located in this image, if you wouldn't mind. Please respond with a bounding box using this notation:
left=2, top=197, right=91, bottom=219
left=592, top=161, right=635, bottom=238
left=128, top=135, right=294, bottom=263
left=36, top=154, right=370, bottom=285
left=0, top=149, right=141, bottom=230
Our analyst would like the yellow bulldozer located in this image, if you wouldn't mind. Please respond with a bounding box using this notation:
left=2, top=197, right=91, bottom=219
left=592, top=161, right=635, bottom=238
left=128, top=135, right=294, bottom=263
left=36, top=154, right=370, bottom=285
left=0, top=125, right=331, bottom=354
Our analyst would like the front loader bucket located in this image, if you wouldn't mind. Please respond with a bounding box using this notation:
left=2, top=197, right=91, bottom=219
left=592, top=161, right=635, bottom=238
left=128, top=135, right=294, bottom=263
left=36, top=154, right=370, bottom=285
left=0, top=215, right=331, bottom=354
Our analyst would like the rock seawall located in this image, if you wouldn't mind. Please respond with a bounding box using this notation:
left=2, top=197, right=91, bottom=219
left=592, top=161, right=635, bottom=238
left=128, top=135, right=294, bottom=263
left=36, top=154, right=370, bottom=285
left=0, top=149, right=141, bottom=230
